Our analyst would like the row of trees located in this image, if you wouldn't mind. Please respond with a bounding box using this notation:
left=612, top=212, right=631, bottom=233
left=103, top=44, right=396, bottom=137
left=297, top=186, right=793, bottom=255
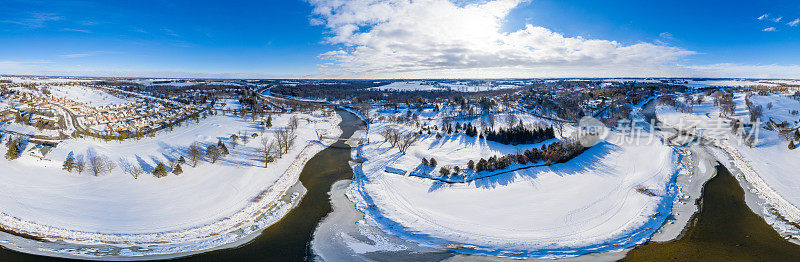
left=63, top=155, right=116, bottom=176
left=472, top=140, right=586, bottom=172
left=484, top=124, right=555, bottom=145
left=57, top=113, right=301, bottom=178
left=380, top=127, right=419, bottom=154
left=417, top=140, right=587, bottom=178
left=713, top=91, right=736, bottom=117
left=744, top=94, right=764, bottom=123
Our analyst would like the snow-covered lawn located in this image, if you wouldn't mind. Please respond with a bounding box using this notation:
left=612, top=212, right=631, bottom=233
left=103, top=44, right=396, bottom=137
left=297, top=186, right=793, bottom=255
left=370, top=81, right=521, bottom=92
left=657, top=93, right=800, bottom=233
left=679, top=79, right=780, bottom=89
left=48, top=85, right=137, bottom=107
left=0, top=112, right=340, bottom=244
left=347, top=118, right=680, bottom=257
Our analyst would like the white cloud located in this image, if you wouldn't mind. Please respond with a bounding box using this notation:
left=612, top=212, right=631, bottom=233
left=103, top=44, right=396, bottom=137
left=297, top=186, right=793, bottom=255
left=757, top=14, right=768, bottom=20
left=162, top=28, right=181, bottom=38
left=59, top=53, right=93, bottom=59
left=763, top=27, right=777, bottom=32
left=307, top=0, right=696, bottom=78
left=58, top=51, right=116, bottom=59
left=0, top=12, right=62, bottom=28
left=789, top=18, right=799, bottom=27
left=773, top=16, right=783, bottom=22
left=62, top=28, right=91, bottom=33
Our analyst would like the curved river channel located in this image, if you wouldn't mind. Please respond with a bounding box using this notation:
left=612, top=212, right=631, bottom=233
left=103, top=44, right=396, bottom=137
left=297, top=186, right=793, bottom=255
left=2, top=108, right=800, bottom=261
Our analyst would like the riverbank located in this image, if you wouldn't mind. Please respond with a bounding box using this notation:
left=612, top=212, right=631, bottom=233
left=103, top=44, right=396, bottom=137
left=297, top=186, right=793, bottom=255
left=622, top=162, right=800, bottom=261
left=0, top=112, right=342, bottom=260
left=653, top=95, right=800, bottom=242
left=649, top=142, right=716, bottom=242
left=312, top=179, right=454, bottom=262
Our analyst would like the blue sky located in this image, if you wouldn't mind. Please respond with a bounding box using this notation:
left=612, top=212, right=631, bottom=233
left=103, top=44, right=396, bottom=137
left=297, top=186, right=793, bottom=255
left=1, top=0, right=799, bottom=78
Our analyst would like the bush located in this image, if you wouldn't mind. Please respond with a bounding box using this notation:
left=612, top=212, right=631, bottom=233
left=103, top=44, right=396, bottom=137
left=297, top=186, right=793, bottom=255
left=429, top=158, right=437, bottom=167
left=439, top=167, right=450, bottom=177
left=421, top=158, right=429, bottom=166
left=467, top=160, right=475, bottom=170
left=5, top=138, right=21, bottom=160
left=173, top=163, right=183, bottom=175
left=63, top=156, right=75, bottom=172
left=153, top=163, right=168, bottom=178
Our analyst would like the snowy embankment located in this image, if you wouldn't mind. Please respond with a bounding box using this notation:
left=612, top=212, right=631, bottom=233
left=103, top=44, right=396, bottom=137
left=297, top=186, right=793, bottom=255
left=346, top=120, right=681, bottom=258
left=0, top=112, right=341, bottom=256
left=656, top=93, right=800, bottom=235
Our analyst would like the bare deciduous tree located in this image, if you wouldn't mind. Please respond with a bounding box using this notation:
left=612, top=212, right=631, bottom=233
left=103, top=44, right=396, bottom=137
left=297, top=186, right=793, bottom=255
left=505, top=113, right=517, bottom=128
left=257, top=137, right=276, bottom=168
left=188, top=142, right=203, bottom=167
left=75, top=159, right=85, bottom=174
left=207, top=145, right=221, bottom=163
left=288, top=116, right=300, bottom=132
left=88, top=155, right=112, bottom=176
left=397, top=133, right=419, bottom=154
left=130, top=164, right=145, bottom=179
left=382, top=127, right=401, bottom=147
left=275, top=127, right=296, bottom=157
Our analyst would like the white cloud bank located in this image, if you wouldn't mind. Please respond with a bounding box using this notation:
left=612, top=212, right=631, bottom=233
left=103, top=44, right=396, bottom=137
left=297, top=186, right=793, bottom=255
left=308, top=0, right=699, bottom=78
left=307, top=0, right=800, bottom=79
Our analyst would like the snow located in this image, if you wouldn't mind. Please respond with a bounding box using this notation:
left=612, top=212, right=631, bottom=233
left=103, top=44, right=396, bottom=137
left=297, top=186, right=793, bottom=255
left=0, top=76, right=95, bottom=84
left=0, top=112, right=341, bottom=251
left=48, top=85, right=137, bottom=107
left=2, top=122, right=62, bottom=137
left=370, top=81, right=521, bottom=92
left=127, top=79, right=243, bottom=87
left=678, top=79, right=779, bottom=89
left=345, top=112, right=681, bottom=258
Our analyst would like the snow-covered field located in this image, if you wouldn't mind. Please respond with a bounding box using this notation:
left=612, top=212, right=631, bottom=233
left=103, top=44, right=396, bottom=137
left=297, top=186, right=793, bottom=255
left=0, top=111, right=341, bottom=255
left=678, top=79, right=780, bottom=89
left=345, top=108, right=681, bottom=258
left=127, top=79, right=242, bottom=87
left=48, top=84, right=138, bottom=107
left=656, top=93, right=800, bottom=236
left=0, top=76, right=96, bottom=84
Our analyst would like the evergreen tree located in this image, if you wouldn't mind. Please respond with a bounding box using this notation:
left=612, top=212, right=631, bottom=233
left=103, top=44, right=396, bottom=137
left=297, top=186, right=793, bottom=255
left=790, top=140, right=796, bottom=150
left=63, top=156, right=75, bottom=172
left=5, top=138, right=20, bottom=160
left=429, top=158, right=437, bottom=167
left=439, top=167, right=450, bottom=177
left=220, top=143, right=229, bottom=155
left=266, top=115, right=273, bottom=128
left=153, top=163, right=168, bottom=178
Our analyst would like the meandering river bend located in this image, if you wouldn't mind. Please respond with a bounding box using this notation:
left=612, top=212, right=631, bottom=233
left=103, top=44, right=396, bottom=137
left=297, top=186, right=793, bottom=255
left=3, top=108, right=800, bottom=261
